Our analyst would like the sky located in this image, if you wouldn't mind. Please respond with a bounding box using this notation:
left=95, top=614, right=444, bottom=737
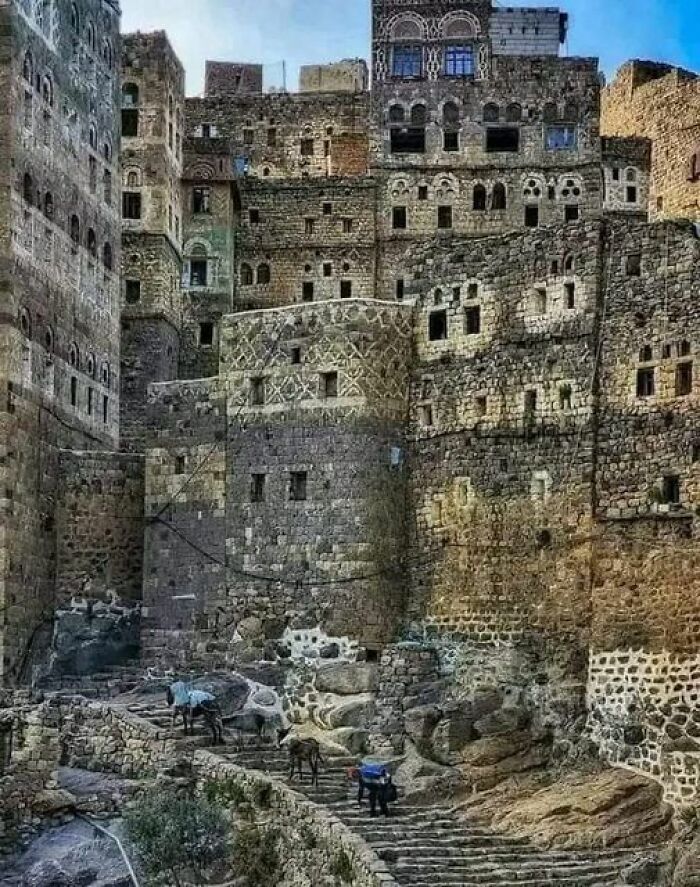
left=120, top=0, right=700, bottom=97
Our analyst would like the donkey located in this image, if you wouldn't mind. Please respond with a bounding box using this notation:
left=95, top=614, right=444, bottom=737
left=279, top=729, right=324, bottom=787
left=166, top=683, right=225, bottom=746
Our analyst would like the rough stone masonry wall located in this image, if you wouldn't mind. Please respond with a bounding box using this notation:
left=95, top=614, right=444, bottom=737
left=602, top=61, right=700, bottom=222
left=55, top=450, right=145, bottom=606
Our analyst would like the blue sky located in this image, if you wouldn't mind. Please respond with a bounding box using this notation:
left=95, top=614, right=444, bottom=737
left=120, top=0, right=699, bottom=96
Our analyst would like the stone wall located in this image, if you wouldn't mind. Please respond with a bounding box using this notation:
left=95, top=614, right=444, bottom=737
left=300, top=60, right=369, bottom=94
left=194, top=750, right=398, bottom=887
left=602, top=61, right=700, bottom=222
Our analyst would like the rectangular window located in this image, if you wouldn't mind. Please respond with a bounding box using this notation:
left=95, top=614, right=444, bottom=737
left=201, top=123, right=212, bottom=138
left=122, top=191, right=142, bottom=220
left=291, top=347, right=301, bottom=365
left=545, top=125, right=577, bottom=151
left=300, top=138, right=314, bottom=156
left=199, top=322, right=214, bottom=347
left=486, top=127, right=520, bottom=153
left=536, top=287, right=547, bottom=314
left=322, top=202, right=332, bottom=215
left=525, top=205, right=539, bottom=228
left=465, top=305, right=481, bottom=335
left=429, top=310, right=448, bottom=342
left=559, top=384, right=572, bottom=410
left=443, top=130, right=459, bottom=152
left=190, top=260, right=208, bottom=287
left=87, top=387, right=93, bottom=416
left=392, top=45, right=422, bottom=79
left=475, top=396, right=487, bottom=417
left=565, top=204, right=580, bottom=222
left=125, top=279, right=141, bottom=304
left=193, top=187, right=211, bottom=214
left=242, top=128, right=254, bottom=146
left=626, top=186, right=638, bottom=203
left=102, top=395, right=109, bottom=424
left=121, top=108, right=138, bottom=137
left=524, top=390, right=537, bottom=416
left=437, top=205, right=453, bottom=229
left=392, top=206, right=407, bottom=230
left=340, top=280, right=352, bottom=299
left=342, top=218, right=353, bottom=233
left=323, top=262, right=332, bottom=278
left=612, top=168, right=620, bottom=181
left=418, top=185, right=428, bottom=201
left=305, top=218, right=315, bottom=236
left=676, top=362, right=693, bottom=397
left=396, top=279, right=405, bottom=301
left=267, top=128, right=276, bottom=147
left=321, top=371, right=338, bottom=399
left=565, top=282, right=576, bottom=309
left=662, top=475, right=680, bottom=505
left=390, top=128, right=426, bottom=154
left=251, top=377, right=265, bottom=406
left=175, top=456, right=186, bottom=475
left=70, top=376, right=77, bottom=407
left=420, top=404, right=434, bottom=428
left=637, top=367, right=655, bottom=398
left=444, top=45, right=474, bottom=77
left=626, top=254, right=642, bottom=277
left=290, top=471, right=308, bottom=502
left=249, top=208, right=260, bottom=224
left=251, top=473, right=266, bottom=503
left=302, top=281, right=314, bottom=302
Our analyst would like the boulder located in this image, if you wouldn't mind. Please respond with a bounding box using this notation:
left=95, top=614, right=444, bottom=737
left=622, top=857, right=665, bottom=886
left=191, top=673, right=251, bottom=717
left=474, top=707, right=530, bottom=738
left=327, top=727, right=369, bottom=755
left=404, top=705, right=442, bottom=753
left=326, top=696, right=376, bottom=730
left=32, top=789, right=77, bottom=816
left=237, top=616, right=263, bottom=641
left=319, top=643, right=341, bottom=659
left=23, top=861, right=71, bottom=887
left=674, top=835, right=700, bottom=887
left=48, top=606, right=140, bottom=677
left=394, top=741, right=465, bottom=804
left=316, top=662, right=378, bottom=695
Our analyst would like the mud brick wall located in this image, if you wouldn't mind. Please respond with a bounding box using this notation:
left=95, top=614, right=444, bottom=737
left=55, top=451, right=145, bottom=606
left=602, top=62, right=700, bottom=222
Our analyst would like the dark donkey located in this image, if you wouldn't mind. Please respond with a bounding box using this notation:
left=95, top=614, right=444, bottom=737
left=166, top=682, right=225, bottom=745
left=280, top=729, right=324, bottom=787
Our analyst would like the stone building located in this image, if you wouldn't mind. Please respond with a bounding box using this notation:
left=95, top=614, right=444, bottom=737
left=602, top=61, right=700, bottom=221
left=0, top=0, right=126, bottom=682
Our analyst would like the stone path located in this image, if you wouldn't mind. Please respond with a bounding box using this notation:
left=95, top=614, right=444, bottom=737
left=127, top=699, right=647, bottom=887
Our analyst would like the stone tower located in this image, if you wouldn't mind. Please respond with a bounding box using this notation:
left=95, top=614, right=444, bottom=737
left=0, top=0, right=121, bottom=681
left=120, top=31, right=184, bottom=451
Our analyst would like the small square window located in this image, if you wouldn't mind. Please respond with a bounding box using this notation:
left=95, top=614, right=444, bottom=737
left=565, top=204, right=580, bottom=222
left=465, top=305, right=481, bottom=335
left=251, top=376, right=265, bottom=406
left=300, top=138, right=314, bottom=156
left=637, top=367, right=655, bottom=398
left=290, top=471, right=307, bottom=501
left=321, top=371, right=338, bottom=398
left=676, top=362, right=693, bottom=397
left=323, top=262, right=332, bottom=278
left=429, top=310, right=447, bottom=342
left=199, top=322, right=214, bottom=347
left=418, top=186, right=428, bottom=201
left=302, top=281, right=314, bottom=302
left=251, top=473, right=266, bottom=503
left=322, top=202, right=332, bottom=215
left=443, top=131, right=459, bottom=152
left=392, top=206, right=407, bottom=230
left=340, top=280, right=352, bottom=299
left=437, top=205, right=453, bottom=229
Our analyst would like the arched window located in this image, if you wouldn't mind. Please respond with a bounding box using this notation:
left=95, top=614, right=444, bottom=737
left=69, top=342, right=79, bottom=368
left=102, top=140, right=112, bottom=162
left=388, top=104, right=405, bottom=124
left=86, top=352, right=96, bottom=379
left=23, top=172, right=34, bottom=205
left=87, top=228, right=97, bottom=259
left=240, top=263, right=253, bottom=285
left=443, top=101, right=460, bottom=126
left=19, top=308, right=31, bottom=337
left=473, top=183, right=487, bottom=211
left=126, top=170, right=140, bottom=188
left=70, top=214, right=80, bottom=248
left=543, top=102, right=558, bottom=123
left=102, top=39, right=112, bottom=68
left=45, top=326, right=54, bottom=352
left=101, top=362, right=110, bottom=388
left=86, top=21, right=96, bottom=53
left=70, top=3, right=79, bottom=32
left=483, top=103, right=499, bottom=123
left=44, top=191, right=54, bottom=219
left=122, top=83, right=139, bottom=107
left=42, top=74, right=53, bottom=107
left=88, top=123, right=97, bottom=150
left=391, top=16, right=424, bottom=41
left=256, top=263, right=271, bottom=284
left=103, top=242, right=113, bottom=271
left=505, top=103, right=522, bottom=123
left=391, top=17, right=423, bottom=79
left=626, top=168, right=637, bottom=182
left=564, top=254, right=575, bottom=272
left=411, top=104, right=427, bottom=126
left=492, top=182, right=507, bottom=210
left=23, top=51, right=33, bottom=84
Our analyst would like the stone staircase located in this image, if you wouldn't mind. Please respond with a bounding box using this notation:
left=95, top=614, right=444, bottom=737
left=123, top=700, right=648, bottom=887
